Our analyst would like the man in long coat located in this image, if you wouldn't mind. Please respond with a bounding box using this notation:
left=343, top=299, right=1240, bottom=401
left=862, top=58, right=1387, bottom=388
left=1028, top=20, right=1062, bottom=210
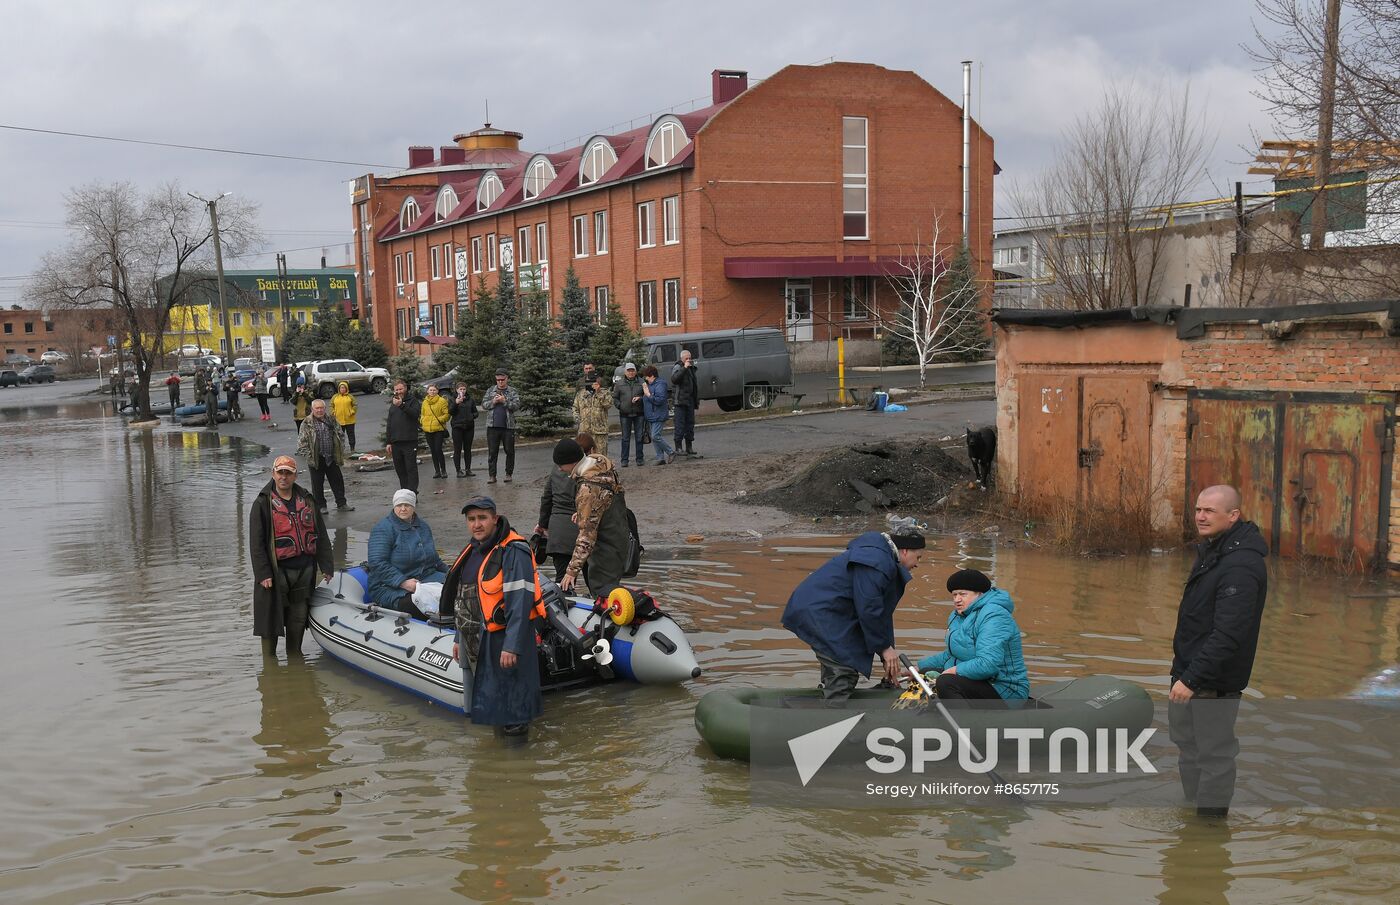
left=249, top=455, right=333, bottom=656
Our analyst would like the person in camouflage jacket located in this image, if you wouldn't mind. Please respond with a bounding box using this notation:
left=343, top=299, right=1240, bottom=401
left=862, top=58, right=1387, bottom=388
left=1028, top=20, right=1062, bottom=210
left=557, top=445, right=630, bottom=598
left=572, top=377, right=611, bottom=445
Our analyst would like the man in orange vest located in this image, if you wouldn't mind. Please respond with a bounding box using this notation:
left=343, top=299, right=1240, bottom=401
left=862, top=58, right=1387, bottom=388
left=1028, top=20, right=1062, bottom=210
left=446, top=495, right=545, bottom=743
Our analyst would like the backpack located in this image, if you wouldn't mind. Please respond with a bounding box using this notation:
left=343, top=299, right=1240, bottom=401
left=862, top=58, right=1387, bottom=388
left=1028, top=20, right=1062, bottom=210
left=623, top=502, right=644, bottom=578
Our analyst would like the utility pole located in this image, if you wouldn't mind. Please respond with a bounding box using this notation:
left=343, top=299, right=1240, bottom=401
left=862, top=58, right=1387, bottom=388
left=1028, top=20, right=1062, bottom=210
left=276, top=252, right=289, bottom=328
left=190, top=191, right=234, bottom=359
left=961, top=60, right=972, bottom=249
left=1311, top=0, right=1343, bottom=250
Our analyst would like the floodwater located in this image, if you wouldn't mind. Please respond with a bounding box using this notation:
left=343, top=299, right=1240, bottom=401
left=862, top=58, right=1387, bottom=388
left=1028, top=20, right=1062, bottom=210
left=2, top=396, right=1399, bottom=904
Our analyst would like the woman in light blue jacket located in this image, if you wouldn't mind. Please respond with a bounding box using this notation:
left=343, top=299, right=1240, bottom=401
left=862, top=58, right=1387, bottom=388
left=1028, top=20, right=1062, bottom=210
left=918, top=569, right=1029, bottom=700
left=367, top=489, right=449, bottom=618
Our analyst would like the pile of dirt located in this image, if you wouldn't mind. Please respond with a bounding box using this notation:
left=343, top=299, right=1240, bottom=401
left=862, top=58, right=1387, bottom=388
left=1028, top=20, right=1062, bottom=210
left=749, top=439, right=971, bottom=517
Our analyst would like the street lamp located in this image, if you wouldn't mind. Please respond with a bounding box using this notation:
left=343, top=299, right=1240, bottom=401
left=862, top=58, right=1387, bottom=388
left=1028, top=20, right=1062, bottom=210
left=189, top=191, right=234, bottom=363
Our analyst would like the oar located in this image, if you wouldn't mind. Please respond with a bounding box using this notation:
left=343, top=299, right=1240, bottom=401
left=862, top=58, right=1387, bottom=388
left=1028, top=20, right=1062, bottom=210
left=899, top=654, right=1025, bottom=805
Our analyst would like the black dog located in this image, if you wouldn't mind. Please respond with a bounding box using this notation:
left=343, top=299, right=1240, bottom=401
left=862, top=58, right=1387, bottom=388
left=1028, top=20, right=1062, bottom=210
left=966, top=426, right=996, bottom=489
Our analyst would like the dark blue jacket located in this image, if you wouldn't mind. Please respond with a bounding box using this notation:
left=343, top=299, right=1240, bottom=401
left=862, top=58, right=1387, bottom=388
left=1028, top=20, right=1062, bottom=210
left=781, top=532, right=911, bottom=676
left=367, top=513, right=448, bottom=605
left=643, top=377, right=670, bottom=421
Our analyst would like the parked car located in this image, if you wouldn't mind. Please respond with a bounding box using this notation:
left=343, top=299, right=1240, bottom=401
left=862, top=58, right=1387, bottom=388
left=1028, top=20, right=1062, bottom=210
left=261, top=361, right=313, bottom=397
left=179, top=344, right=213, bottom=357
left=0, top=369, right=18, bottom=388
left=422, top=368, right=459, bottom=392
left=18, top=364, right=56, bottom=384
left=302, top=359, right=391, bottom=398
left=231, top=357, right=259, bottom=382
left=614, top=327, right=794, bottom=411
left=6, top=354, right=33, bottom=366
left=40, top=350, right=69, bottom=364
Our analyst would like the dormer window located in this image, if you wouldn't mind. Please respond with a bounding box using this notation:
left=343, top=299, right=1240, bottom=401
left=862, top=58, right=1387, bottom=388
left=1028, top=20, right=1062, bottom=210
left=522, top=157, right=556, bottom=200
left=434, top=186, right=459, bottom=223
left=399, top=198, right=420, bottom=232
left=477, top=172, right=503, bottom=212
left=646, top=119, right=687, bottom=169
left=579, top=138, right=617, bottom=186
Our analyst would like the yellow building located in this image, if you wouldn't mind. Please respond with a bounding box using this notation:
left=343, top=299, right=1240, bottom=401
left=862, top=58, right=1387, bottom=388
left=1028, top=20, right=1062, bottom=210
left=162, top=268, right=357, bottom=357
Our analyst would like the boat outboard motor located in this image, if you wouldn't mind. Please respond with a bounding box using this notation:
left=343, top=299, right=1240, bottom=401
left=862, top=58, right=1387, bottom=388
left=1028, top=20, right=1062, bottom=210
left=536, top=571, right=593, bottom=654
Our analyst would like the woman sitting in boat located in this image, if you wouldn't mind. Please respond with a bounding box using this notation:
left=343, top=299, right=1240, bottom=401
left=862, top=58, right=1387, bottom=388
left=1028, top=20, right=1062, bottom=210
left=368, top=489, right=450, bottom=619
left=917, top=569, right=1029, bottom=702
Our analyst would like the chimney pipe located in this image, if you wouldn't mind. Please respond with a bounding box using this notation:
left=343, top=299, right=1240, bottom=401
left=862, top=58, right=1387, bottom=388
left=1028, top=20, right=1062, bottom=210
left=712, top=69, right=748, bottom=105
left=407, top=146, right=434, bottom=169
left=961, top=61, right=972, bottom=249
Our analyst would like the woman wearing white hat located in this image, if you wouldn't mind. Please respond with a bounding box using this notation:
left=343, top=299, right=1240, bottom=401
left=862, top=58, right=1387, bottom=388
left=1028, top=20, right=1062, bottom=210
left=367, top=489, right=450, bottom=618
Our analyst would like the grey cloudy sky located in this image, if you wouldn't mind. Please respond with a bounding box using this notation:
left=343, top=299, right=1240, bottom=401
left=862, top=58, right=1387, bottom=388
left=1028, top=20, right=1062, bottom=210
left=0, top=0, right=1280, bottom=303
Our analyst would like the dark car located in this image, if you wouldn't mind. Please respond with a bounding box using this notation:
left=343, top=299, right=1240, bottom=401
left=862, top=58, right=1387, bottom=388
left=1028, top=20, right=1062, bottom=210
left=18, top=364, right=56, bottom=384
left=421, top=368, right=459, bottom=392
left=0, top=369, right=18, bottom=388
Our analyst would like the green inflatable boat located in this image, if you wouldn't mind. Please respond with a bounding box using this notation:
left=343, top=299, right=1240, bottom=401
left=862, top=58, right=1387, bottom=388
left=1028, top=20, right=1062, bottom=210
left=695, top=675, right=1154, bottom=762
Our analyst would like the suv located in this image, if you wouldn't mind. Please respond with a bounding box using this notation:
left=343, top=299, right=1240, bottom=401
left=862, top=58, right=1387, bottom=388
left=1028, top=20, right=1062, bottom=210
left=614, top=327, right=794, bottom=411
left=0, top=369, right=17, bottom=388
left=303, top=359, right=390, bottom=398
left=18, top=364, right=56, bottom=384
left=40, top=350, right=69, bottom=364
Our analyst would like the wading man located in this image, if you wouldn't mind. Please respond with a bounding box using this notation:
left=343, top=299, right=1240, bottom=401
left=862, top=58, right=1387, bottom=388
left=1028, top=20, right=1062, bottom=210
left=249, top=456, right=332, bottom=657
left=445, top=496, right=545, bottom=744
left=781, top=527, right=925, bottom=702
left=1170, top=484, right=1268, bottom=818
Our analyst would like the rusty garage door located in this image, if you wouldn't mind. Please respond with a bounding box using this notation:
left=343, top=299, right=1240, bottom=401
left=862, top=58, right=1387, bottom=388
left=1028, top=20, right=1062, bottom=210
left=1186, top=390, right=1396, bottom=570
left=1017, top=370, right=1153, bottom=512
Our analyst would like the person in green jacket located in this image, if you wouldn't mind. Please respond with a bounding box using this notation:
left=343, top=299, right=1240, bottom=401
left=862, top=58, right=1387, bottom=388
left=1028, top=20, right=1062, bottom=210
left=918, top=569, right=1029, bottom=701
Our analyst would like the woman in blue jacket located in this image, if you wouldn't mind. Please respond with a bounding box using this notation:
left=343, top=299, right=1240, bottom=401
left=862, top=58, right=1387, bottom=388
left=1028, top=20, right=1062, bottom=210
left=641, top=365, right=675, bottom=465
left=918, top=569, right=1029, bottom=701
left=368, top=488, right=449, bottom=618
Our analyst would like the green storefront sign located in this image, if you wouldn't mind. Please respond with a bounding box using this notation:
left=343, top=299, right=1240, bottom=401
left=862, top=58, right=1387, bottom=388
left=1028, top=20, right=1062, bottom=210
left=1275, top=170, right=1368, bottom=234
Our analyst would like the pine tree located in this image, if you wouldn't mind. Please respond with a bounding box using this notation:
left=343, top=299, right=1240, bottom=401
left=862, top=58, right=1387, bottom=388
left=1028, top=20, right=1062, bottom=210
left=936, top=247, right=989, bottom=362
left=590, top=299, right=643, bottom=378
left=494, top=269, right=519, bottom=364
left=343, top=323, right=389, bottom=368
left=511, top=311, right=573, bottom=435
left=280, top=319, right=313, bottom=363
left=557, top=267, right=596, bottom=376
left=388, top=347, right=426, bottom=391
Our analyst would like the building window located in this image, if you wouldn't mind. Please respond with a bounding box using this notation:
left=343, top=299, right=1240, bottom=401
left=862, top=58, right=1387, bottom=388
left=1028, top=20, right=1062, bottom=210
left=518, top=227, right=532, bottom=265
left=477, top=173, right=503, bottom=212
left=594, top=211, right=608, bottom=254
left=406, top=250, right=415, bottom=283
left=219, top=338, right=227, bottom=352
left=993, top=246, right=1029, bottom=267
left=842, top=116, right=868, bottom=239
left=843, top=276, right=872, bottom=320
left=23, top=321, right=34, bottom=334
left=434, top=186, right=458, bottom=223
left=232, top=312, right=243, bottom=327
left=646, top=119, right=686, bottom=169
left=394, top=254, right=403, bottom=294
left=595, top=286, right=610, bottom=324
left=663, top=278, right=681, bottom=325
left=432, top=305, right=443, bottom=335
left=430, top=245, right=441, bottom=280
left=523, top=157, right=556, bottom=200
left=2, top=323, right=10, bottom=334
left=579, top=138, right=617, bottom=186
left=444, top=303, right=455, bottom=335
left=472, top=237, right=483, bottom=273
left=396, top=308, right=409, bottom=339
left=266, top=312, right=275, bottom=326
left=573, top=215, right=588, bottom=258
left=297, top=311, right=307, bottom=324
left=44, top=321, right=54, bottom=333
left=637, top=201, right=655, bottom=248
left=399, top=197, right=420, bottom=232
left=487, top=234, right=497, bottom=271
left=537, top=223, right=548, bottom=262
left=638, top=280, right=657, bottom=326
left=662, top=196, right=679, bottom=244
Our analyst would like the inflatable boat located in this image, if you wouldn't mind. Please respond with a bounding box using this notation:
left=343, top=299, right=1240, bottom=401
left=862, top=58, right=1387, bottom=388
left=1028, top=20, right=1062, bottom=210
left=173, top=399, right=230, bottom=426
left=309, top=567, right=702, bottom=714
left=694, top=676, right=1154, bottom=762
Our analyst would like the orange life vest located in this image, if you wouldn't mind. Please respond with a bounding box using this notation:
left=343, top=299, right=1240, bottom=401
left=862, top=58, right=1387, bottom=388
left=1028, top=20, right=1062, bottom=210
left=477, top=529, right=546, bottom=632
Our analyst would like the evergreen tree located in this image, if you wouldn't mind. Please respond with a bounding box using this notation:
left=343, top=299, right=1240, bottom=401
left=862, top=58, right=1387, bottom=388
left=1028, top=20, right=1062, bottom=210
left=280, top=319, right=314, bottom=363
left=343, top=323, right=389, bottom=368
left=880, top=312, right=918, bottom=365
left=388, top=347, right=426, bottom=391
left=935, top=247, right=989, bottom=362
left=494, top=269, right=520, bottom=363
left=511, top=311, right=573, bottom=435
left=589, top=299, right=643, bottom=379
left=557, top=267, right=596, bottom=376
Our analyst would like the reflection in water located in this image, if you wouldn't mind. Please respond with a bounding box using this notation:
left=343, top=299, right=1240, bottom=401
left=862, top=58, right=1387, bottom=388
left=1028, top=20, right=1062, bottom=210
left=255, top=656, right=336, bottom=778
left=941, top=809, right=1027, bottom=880
left=453, top=756, right=558, bottom=902
left=1158, top=818, right=1234, bottom=905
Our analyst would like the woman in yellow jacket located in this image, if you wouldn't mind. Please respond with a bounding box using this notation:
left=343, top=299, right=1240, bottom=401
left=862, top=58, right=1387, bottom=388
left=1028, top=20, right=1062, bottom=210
left=420, top=383, right=451, bottom=479
left=331, top=381, right=358, bottom=450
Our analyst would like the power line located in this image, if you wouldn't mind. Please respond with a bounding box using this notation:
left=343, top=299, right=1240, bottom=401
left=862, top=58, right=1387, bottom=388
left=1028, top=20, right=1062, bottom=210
left=0, top=123, right=393, bottom=169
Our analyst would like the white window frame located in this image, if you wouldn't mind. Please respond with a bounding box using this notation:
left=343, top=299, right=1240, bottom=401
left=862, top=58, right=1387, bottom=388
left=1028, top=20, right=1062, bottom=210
left=394, top=253, right=404, bottom=291
left=399, top=197, right=420, bottom=232
left=517, top=227, right=531, bottom=265
left=297, top=311, right=307, bottom=325
left=843, top=276, right=872, bottom=321
left=594, top=210, right=608, bottom=254
left=471, top=237, right=483, bottom=274
left=663, top=278, right=681, bottom=326
left=638, top=280, right=657, bottom=326
left=405, top=250, right=416, bottom=283
left=579, top=138, right=617, bottom=186
left=637, top=201, right=656, bottom=249
left=486, top=234, right=497, bottom=271
left=232, top=311, right=243, bottom=327
left=662, top=195, right=680, bottom=245
left=434, top=186, right=458, bottom=223
left=442, top=242, right=452, bottom=277
left=572, top=215, right=589, bottom=258
left=537, top=223, right=548, bottom=262
left=522, top=156, right=556, bottom=200
left=645, top=119, right=686, bottom=169
left=430, top=245, right=441, bottom=280
left=595, top=285, right=609, bottom=324
left=842, top=116, right=869, bottom=240
left=477, top=173, right=503, bottom=212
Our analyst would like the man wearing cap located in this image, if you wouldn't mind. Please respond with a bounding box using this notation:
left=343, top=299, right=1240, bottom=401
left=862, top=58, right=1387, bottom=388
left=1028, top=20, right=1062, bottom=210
left=296, top=398, right=354, bottom=514
left=670, top=349, right=701, bottom=458
left=917, top=569, right=1029, bottom=701
left=249, top=456, right=333, bottom=656
left=612, top=362, right=646, bottom=468
left=443, top=496, right=545, bottom=742
left=480, top=369, right=520, bottom=484
left=552, top=438, right=631, bottom=597
left=781, top=528, right=926, bottom=702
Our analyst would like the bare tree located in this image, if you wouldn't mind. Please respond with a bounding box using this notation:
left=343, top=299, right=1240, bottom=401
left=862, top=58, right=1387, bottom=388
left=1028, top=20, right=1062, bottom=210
left=882, top=217, right=985, bottom=388
left=1011, top=84, right=1211, bottom=310
left=30, top=182, right=259, bottom=418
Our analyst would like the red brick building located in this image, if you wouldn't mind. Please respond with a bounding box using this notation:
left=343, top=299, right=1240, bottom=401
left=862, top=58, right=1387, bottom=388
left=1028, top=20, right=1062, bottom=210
left=350, top=62, right=996, bottom=358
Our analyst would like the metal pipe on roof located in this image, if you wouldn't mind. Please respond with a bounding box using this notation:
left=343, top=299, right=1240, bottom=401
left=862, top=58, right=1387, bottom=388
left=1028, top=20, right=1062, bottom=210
left=962, top=61, right=972, bottom=249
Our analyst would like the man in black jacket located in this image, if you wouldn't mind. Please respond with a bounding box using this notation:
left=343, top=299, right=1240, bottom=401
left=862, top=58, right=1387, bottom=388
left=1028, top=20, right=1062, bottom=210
left=1170, top=484, right=1269, bottom=818
left=670, top=350, right=701, bottom=457
left=384, top=378, right=421, bottom=492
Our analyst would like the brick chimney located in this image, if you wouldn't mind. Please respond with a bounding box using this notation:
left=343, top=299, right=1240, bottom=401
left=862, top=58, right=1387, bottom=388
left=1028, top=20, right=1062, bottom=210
left=712, top=69, right=748, bottom=105
left=440, top=146, right=466, bottom=165
left=407, top=146, right=434, bottom=168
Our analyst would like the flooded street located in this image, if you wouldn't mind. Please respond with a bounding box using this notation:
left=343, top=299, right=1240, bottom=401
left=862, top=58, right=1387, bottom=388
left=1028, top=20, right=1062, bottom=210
left=2, top=393, right=1398, bottom=904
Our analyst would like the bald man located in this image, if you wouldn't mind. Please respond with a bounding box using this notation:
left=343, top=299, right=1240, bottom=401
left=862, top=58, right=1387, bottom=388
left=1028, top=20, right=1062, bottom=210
left=1169, top=484, right=1268, bottom=818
